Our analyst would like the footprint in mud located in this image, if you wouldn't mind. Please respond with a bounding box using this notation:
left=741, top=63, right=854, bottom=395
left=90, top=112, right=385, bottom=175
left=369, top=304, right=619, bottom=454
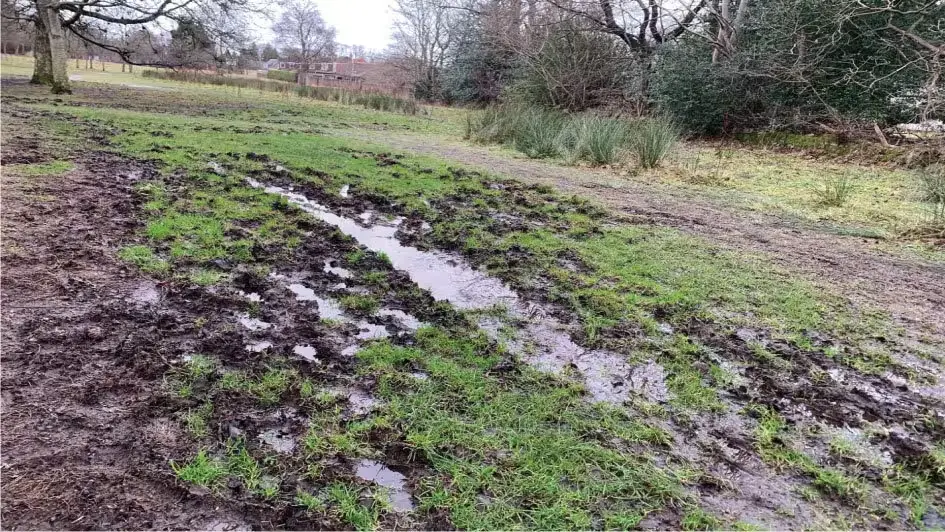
left=323, top=259, right=353, bottom=279
left=126, top=281, right=162, bottom=305
left=238, top=314, right=272, bottom=331
left=246, top=341, right=273, bottom=353
left=286, top=282, right=346, bottom=320
left=355, top=322, right=389, bottom=340
left=259, top=428, right=296, bottom=455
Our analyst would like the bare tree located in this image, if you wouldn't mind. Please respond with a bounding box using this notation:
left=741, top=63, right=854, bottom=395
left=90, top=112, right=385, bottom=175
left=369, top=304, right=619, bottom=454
left=389, top=0, right=455, bottom=99
left=708, top=0, right=749, bottom=62
left=1, top=0, right=260, bottom=93
left=272, top=0, right=336, bottom=84
left=544, top=0, right=708, bottom=54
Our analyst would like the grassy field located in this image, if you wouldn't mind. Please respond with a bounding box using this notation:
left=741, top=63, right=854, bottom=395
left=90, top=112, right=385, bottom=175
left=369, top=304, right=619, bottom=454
left=2, top=60, right=944, bottom=530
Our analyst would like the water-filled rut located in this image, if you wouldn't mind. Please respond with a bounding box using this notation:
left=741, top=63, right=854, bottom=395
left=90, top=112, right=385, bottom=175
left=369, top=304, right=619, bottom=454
left=247, top=178, right=668, bottom=404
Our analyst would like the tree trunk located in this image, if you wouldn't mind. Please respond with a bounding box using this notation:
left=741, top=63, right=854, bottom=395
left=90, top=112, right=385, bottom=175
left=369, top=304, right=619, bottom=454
left=129, top=64, right=133, bottom=73
left=39, top=0, right=71, bottom=93
left=30, top=9, right=54, bottom=86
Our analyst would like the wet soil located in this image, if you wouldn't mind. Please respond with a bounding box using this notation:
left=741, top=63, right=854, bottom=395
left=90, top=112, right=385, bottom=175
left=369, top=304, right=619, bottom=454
left=246, top=158, right=945, bottom=528
left=0, top=151, right=253, bottom=529
left=0, top=138, right=439, bottom=529
left=348, top=131, right=945, bottom=343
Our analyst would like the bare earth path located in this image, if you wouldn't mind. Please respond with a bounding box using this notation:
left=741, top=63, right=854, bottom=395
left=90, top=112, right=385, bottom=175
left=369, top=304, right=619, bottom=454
left=347, top=130, right=945, bottom=341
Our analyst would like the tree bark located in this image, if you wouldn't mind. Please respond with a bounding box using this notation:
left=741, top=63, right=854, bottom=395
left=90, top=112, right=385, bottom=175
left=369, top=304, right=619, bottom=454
left=40, top=0, right=71, bottom=93
left=30, top=8, right=54, bottom=86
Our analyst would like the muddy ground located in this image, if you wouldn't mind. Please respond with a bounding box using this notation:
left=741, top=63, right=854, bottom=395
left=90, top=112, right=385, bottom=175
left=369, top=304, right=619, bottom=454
left=347, top=131, right=945, bottom=341
left=2, top=79, right=944, bottom=530
left=0, top=149, right=242, bottom=529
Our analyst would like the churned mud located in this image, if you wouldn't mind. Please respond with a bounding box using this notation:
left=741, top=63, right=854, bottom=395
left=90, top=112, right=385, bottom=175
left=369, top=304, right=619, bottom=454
left=0, top=151, right=250, bottom=529
left=245, top=161, right=945, bottom=528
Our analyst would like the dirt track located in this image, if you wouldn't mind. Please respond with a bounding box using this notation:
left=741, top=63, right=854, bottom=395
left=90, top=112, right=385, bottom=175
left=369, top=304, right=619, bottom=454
left=349, top=131, right=945, bottom=341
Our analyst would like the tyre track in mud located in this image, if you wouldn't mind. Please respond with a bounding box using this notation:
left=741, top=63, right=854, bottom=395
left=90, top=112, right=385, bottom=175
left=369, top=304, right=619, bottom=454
left=247, top=160, right=944, bottom=529
left=344, top=131, right=945, bottom=343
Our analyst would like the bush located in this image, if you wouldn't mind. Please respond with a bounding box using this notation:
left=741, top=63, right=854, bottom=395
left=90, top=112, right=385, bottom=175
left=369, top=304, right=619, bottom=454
left=469, top=104, right=632, bottom=165
left=555, top=119, right=587, bottom=165
left=582, top=116, right=627, bottom=165
left=507, top=24, right=638, bottom=112
left=629, top=117, right=679, bottom=168
left=467, top=105, right=520, bottom=145
left=513, top=107, right=564, bottom=159
left=266, top=69, right=298, bottom=83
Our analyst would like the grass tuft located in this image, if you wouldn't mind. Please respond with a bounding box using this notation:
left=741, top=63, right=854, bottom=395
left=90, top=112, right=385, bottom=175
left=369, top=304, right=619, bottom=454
left=629, top=117, right=679, bottom=169
left=819, top=171, right=856, bottom=207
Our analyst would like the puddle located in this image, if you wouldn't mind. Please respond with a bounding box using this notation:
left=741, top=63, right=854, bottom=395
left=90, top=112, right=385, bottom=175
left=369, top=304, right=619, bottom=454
left=286, top=283, right=346, bottom=320
left=238, top=314, right=272, bottom=331
left=340, top=184, right=350, bottom=198
left=246, top=341, right=273, bottom=353
left=251, top=179, right=662, bottom=404
left=248, top=179, right=517, bottom=309
left=354, top=460, right=414, bottom=512
left=376, top=309, right=422, bottom=331
left=238, top=291, right=262, bottom=302
left=356, top=321, right=390, bottom=340
left=287, top=283, right=318, bottom=301
left=293, top=345, right=319, bottom=363
left=627, top=360, right=670, bottom=402
left=520, top=318, right=656, bottom=404
left=259, top=429, right=296, bottom=454
left=127, top=282, right=160, bottom=305
left=206, top=161, right=226, bottom=175
left=341, top=345, right=360, bottom=357
left=324, top=259, right=353, bottom=279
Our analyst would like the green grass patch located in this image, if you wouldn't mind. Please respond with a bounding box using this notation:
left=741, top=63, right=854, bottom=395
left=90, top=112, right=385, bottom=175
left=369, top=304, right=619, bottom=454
left=171, top=449, right=228, bottom=488
left=5, top=160, right=74, bottom=176
left=338, top=294, right=380, bottom=314
left=118, top=244, right=170, bottom=274
left=356, top=329, right=681, bottom=529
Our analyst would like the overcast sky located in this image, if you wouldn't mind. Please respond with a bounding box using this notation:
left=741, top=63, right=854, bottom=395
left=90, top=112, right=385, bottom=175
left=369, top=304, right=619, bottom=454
left=251, top=0, right=396, bottom=52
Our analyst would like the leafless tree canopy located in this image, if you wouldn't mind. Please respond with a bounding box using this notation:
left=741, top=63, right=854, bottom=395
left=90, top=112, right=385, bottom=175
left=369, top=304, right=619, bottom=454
left=5, top=0, right=263, bottom=92
left=272, top=0, right=336, bottom=81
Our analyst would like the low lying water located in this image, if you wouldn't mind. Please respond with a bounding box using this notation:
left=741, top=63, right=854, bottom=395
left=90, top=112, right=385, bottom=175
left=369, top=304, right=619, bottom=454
left=238, top=315, right=272, bottom=331
left=248, top=179, right=517, bottom=310
left=354, top=459, right=414, bottom=512
left=250, top=179, right=668, bottom=405
left=293, top=344, right=319, bottom=362
left=286, top=282, right=345, bottom=320
left=259, top=429, right=296, bottom=454
left=323, top=259, right=352, bottom=279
